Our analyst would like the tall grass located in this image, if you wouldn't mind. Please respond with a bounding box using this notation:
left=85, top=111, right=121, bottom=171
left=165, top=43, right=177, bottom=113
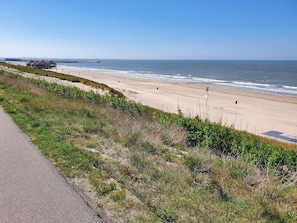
left=1, top=68, right=297, bottom=222
left=0, top=62, right=124, bottom=97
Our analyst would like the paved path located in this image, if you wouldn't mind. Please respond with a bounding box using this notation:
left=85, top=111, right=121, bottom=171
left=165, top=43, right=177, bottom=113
left=0, top=107, right=101, bottom=223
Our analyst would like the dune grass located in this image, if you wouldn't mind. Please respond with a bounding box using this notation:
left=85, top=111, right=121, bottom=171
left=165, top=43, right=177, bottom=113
left=0, top=62, right=124, bottom=97
left=1, top=68, right=297, bottom=222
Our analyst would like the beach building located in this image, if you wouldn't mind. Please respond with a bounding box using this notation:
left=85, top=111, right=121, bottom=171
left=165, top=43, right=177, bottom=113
left=26, top=60, right=56, bottom=69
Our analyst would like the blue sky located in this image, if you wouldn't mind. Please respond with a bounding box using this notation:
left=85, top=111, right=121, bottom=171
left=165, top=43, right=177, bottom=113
left=1, top=0, right=297, bottom=60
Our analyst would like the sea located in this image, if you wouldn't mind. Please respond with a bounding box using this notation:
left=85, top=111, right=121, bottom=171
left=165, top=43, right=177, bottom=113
left=57, top=60, right=297, bottom=97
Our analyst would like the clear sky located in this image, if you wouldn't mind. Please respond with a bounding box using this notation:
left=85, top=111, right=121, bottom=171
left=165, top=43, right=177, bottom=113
left=1, top=0, right=297, bottom=60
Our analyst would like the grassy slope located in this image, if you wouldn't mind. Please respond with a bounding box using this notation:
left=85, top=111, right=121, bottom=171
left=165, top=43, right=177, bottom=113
left=0, top=68, right=297, bottom=222
left=0, top=62, right=124, bottom=98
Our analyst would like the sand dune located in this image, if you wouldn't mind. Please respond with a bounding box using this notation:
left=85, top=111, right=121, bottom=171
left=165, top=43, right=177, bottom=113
left=2, top=62, right=296, bottom=142
left=55, top=66, right=297, bottom=142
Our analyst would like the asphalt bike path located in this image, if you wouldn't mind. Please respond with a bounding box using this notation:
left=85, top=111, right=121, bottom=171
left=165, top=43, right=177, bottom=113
left=0, top=107, right=101, bottom=223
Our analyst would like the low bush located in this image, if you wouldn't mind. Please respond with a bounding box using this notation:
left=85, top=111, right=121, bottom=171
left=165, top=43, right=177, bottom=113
left=154, top=112, right=297, bottom=170
left=110, top=189, right=125, bottom=202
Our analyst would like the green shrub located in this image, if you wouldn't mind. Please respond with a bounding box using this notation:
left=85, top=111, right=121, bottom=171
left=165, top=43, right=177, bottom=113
left=156, top=206, right=178, bottom=222
left=259, top=199, right=284, bottom=222
left=161, top=135, right=173, bottom=146
left=184, top=153, right=202, bottom=171
left=131, top=151, right=150, bottom=171
left=118, top=165, right=132, bottom=176
left=110, top=189, right=125, bottom=202
left=123, top=132, right=140, bottom=147
left=227, top=159, right=253, bottom=180
left=141, top=142, right=157, bottom=154
left=98, top=182, right=117, bottom=196
left=178, top=114, right=297, bottom=169
left=164, top=153, right=174, bottom=162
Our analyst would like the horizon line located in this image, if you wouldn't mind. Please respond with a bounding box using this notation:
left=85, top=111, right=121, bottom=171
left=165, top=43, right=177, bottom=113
left=1, top=57, right=297, bottom=62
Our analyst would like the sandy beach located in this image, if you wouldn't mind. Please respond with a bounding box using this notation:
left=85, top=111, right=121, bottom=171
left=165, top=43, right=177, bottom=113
left=2, top=62, right=297, bottom=142
left=52, top=66, right=297, bottom=142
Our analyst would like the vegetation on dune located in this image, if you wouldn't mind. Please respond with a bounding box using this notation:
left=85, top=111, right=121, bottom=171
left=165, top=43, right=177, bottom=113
left=1, top=68, right=297, bottom=222
left=154, top=112, right=297, bottom=168
left=0, top=62, right=124, bottom=98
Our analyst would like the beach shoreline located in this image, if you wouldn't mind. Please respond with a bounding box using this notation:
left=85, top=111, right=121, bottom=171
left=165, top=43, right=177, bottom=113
left=53, top=65, right=297, bottom=142
left=4, top=62, right=297, bottom=142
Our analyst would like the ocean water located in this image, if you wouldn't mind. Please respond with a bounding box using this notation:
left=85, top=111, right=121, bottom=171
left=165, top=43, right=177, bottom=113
left=58, top=60, right=297, bottom=96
